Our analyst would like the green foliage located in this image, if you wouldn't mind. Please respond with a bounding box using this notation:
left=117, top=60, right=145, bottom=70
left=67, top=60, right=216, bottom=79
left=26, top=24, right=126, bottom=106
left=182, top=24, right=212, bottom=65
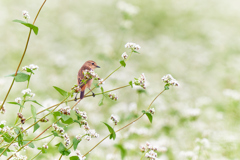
left=6, top=72, right=30, bottom=82
left=114, top=144, right=127, bottom=160
left=53, top=86, right=68, bottom=97
left=73, top=137, right=81, bottom=150
left=119, top=60, right=126, bottom=67
left=142, top=110, right=153, bottom=123
left=103, top=122, right=116, bottom=140
left=55, top=142, right=71, bottom=156
left=13, top=19, right=39, bottom=35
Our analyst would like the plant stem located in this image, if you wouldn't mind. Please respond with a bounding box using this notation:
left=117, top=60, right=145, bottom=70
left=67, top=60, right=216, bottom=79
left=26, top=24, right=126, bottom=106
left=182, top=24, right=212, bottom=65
left=0, top=0, right=47, bottom=110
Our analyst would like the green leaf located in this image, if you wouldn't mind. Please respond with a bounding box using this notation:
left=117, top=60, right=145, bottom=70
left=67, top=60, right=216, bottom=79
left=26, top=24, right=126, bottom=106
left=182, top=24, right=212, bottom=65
left=103, top=122, right=116, bottom=140
left=0, top=148, right=10, bottom=156
left=52, top=131, right=60, bottom=137
left=13, top=19, right=39, bottom=35
left=53, top=86, right=68, bottom=97
left=99, top=87, right=104, bottom=106
left=142, top=110, right=153, bottom=123
left=164, top=84, right=170, bottom=90
left=119, top=60, right=126, bottom=67
left=31, top=105, right=36, bottom=119
left=129, top=81, right=133, bottom=88
left=23, top=141, right=35, bottom=148
left=70, top=156, right=80, bottom=160
left=61, top=116, right=74, bottom=124
left=6, top=72, right=30, bottom=82
left=137, top=89, right=147, bottom=94
left=33, top=123, right=40, bottom=133
left=61, top=114, right=71, bottom=121
left=7, top=102, right=24, bottom=108
left=146, top=113, right=153, bottom=123
left=0, top=124, right=4, bottom=128
left=73, top=137, right=80, bottom=150
left=37, top=147, right=47, bottom=153
left=25, top=100, right=43, bottom=107
left=114, top=144, right=127, bottom=160
left=53, top=111, right=61, bottom=118
left=2, top=133, right=14, bottom=143
left=133, top=50, right=140, bottom=54
left=56, top=142, right=71, bottom=156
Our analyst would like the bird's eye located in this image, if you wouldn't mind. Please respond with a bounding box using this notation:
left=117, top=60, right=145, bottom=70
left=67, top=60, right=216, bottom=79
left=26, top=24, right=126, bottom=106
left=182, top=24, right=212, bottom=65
left=92, top=62, right=94, bottom=65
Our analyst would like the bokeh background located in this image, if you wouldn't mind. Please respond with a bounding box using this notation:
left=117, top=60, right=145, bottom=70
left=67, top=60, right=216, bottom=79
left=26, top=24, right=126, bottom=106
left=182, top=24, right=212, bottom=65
left=1, top=0, right=240, bottom=159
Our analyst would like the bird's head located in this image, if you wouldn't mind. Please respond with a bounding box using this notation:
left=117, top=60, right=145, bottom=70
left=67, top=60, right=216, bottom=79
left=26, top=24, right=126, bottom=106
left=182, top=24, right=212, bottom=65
left=85, top=60, right=100, bottom=70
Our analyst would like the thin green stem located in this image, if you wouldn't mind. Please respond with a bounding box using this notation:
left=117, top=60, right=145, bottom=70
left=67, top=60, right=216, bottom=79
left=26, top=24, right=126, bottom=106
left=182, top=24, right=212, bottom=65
left=140, top=152, right=145, bottom=160
left=82, top=89, right=166, bottom=158
left=31, top=135, right=54, bottom=160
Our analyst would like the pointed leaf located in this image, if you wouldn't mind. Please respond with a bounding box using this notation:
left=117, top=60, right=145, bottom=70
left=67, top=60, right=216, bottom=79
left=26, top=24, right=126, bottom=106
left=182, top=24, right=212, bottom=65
left=114, top=144, right=127, bottom=160
left=33, top=123, right=40, bottom=133
left=103, top=122, right=116, bottom=140
left=6, top=72, right=30, bottom=82
left=31, top=105, right=36, bottom=119
left=73, top=137, right=81, bottom=150
left=145, top=113, right=153, bottom=123
left=7, top=102, right=24, bottom=108
left=13, top=19, right=39, bottom=35
left=53, top=86, right=68, bottom=97
left=70, top=156, right=80, bottom=160
left=129, top=81, right=133, bottom=88
left=25, top=100, right=43, bottom=107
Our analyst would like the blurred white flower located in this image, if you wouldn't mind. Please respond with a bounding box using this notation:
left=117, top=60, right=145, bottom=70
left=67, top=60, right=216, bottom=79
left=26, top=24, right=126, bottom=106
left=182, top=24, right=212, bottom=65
left=117, top=1, right=139, bottom=15
left=223, top=89, right=240, bottom=100
left=125, top=42, right=141, bottom=51
left=22, top=10, right=30, bottom=21
left=162, top=74, right=179, bottom=86
left=122, top=52, right=128, bottom=59
left=15, top=97, right=22, bottom=103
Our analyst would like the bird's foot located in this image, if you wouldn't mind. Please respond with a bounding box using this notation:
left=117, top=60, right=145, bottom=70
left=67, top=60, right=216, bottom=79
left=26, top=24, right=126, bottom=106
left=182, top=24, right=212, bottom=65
left=74, top=97, right=78, bottom=101
left=92, top=93, right=95, bottom=97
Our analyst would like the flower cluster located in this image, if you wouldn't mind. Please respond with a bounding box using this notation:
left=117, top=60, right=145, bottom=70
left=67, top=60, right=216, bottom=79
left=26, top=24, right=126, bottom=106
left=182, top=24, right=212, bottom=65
left=17, top=113, right=26, bottom=124
left=122, top=52, right=128, bottom=59
left=0, top=126, right=15, bottom=137
left=52, top=124, right=64, bottom=135
left=22, top=64, right=39, bottom=72
left=162, top=74, right=179, bottom=87
left=63, top=133, right=70, bottom=146
left=10, top=152, right=27, bottom=160
left=83, top=69, right=99, bottom=80
left=59, top=106, right=71, bottom=115
left=75, top=150, right=86, bottom=160
left=133, top=73, right=146, bottom=89
left=22, top=10, right=30, bottom=21
left=140, top=142, right=160, bottom=160
left=21, top=88, right=35, bottom=98
left=0, top=101, right=5, bottom=114
left=110, top=114, right=119, bottom=125
left=108, top=92, right=118, bottom=101
left=85, top=129, right=99, bottom=141
left=74, top=108, right=88, bottom=120
left=125, top=42, right=141, bottom=51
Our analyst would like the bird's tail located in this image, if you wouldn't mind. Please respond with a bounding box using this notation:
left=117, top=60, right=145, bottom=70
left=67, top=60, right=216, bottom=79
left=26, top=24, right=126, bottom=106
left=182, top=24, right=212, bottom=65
left=80, top=90, right=85, bottom=99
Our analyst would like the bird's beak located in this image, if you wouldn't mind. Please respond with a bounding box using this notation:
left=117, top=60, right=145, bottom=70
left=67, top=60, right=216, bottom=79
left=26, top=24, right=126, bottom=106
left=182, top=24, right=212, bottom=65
left=96, top=65, right=100, bottom=68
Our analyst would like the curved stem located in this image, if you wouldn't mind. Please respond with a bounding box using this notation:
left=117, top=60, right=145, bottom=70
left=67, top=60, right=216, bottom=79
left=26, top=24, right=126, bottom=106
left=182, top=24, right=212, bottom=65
left=0, top=0, right=47, bottom=110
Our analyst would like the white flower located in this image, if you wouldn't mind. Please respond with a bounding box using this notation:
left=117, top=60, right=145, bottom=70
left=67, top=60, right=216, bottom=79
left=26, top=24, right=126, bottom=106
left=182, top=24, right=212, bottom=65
left=125, top=42, right=141, bottom=51
left=98, top=78, right=105, bottom=85
left=76, top=134, right=82, bottom=141
left=110, top=114, right=119, bottom=125
left=117, top=1, right=139, bottom=15
left=43, top=143, right=48, bottom=149
left=133, top=73, right=146, bottom=89
left=0, top=120, right=6, bottom=125
left=21, top=88, right=31, bottom=95
left=22, top=10, right=30, bottom=20
left=149, top=108, right=155, bottom=115
left=22, top=64, right=39, bottom=71
left=75, top=150, right=86, bottom=160
left=121, top=52, right=128, bottom=59
left=15, top=97, right=22, bottom=103
left=162, top=74, right=179, bottom=86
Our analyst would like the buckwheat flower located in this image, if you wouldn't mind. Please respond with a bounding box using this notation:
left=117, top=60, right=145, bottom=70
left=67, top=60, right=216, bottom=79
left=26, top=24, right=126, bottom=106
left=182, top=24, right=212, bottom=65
left=145, top=150, right=157, bottom=159
left=63, top=133, right=70, bottom=146
left=117, top=1, right=139, bottom=15
left=28, top=64, right=39, bottom=70
left=85, top=135, right=91, bottom=141
left=76, top=134, right=82, bottom=141
left=11, top=151, right=27, bottom=160
left=21, top=88, right=31, bottom=95
left=15, top=97, right=22, bottom=103
left=125, top=42, right=141, bottom=51
left=0, top=101, right=5, bottom=114
left=76, top=150, right=86, bottom=160
left=98, top=78, right=105, bottom=85
left=59, top=106, right=71, bottom=115
left=110, top=114, right=119, bottom=125
left=149, top=108, right=155, bottom=115
left=22, top=10, right=30, bottom=21
left=80, top=120, right=88, bottom=126
left=140, top=145, right=146, bottom=152
left=12, top=143, right=19, bottom=149
left=162, top=74, right=179, bottom=87
left=84, top=124, right=90, bottom=131
left=108, top=92, right=118, bottom=101
left=87, top=129, right=99, bottom=138
left=122, top=52, right=128, bottom=59
left=43, top=143, right=48, bottom=149
left=134, top=73, right=146, bottom=89
left=30, top=93, right=35, bottom=98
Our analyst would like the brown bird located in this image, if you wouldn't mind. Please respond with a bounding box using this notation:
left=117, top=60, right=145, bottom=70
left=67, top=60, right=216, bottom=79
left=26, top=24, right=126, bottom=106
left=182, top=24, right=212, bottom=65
left=76, top=60, right=100, bottom=100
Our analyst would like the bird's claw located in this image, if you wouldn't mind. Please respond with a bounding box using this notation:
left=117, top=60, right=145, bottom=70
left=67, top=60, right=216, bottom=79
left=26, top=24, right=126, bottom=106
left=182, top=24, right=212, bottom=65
left=92, top=93, right=95, bottom=97
left=74, top=97, right=77, bottom=101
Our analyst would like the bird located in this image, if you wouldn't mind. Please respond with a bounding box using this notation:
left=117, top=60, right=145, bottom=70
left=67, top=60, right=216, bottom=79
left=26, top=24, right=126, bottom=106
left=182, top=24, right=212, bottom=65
left=75, top=60, right=100, bottom=101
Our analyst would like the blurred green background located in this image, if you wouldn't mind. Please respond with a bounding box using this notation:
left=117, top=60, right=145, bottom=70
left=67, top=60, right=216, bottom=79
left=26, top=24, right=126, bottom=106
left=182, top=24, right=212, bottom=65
left=1, top=0, right=240, bottom=159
